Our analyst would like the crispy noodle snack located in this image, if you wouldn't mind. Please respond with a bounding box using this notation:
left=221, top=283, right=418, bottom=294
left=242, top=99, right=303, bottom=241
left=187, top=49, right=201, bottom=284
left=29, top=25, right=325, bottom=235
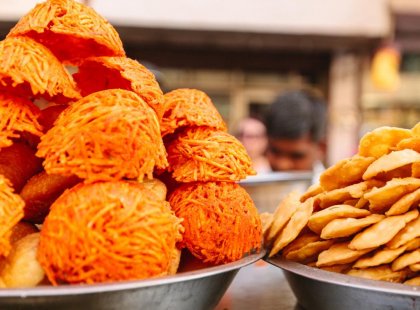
left=38, top=181, right=183, bottom=284
left=0, top=93, right=43, bottom=148
left=169, top=182, right=262, bottom=265
left=0, top=36, right=80, bottom=103
left=0, top=175, right=24, bottom=258
left=358, top=126, right=412, bottom=159
left=167, top=127, right=255, bottom=182
left=161, top=88, right=226, bottom=137
left=8, top=0, right=124, bottom=65
left=37, top=89, right=168, bottom=182
left=74, top=57, right=164, bottom=120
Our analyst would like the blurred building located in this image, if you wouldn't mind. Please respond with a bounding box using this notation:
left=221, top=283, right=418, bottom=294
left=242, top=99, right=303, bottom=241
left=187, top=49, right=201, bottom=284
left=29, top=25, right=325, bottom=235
left=2, top=0, right=417, bottom=165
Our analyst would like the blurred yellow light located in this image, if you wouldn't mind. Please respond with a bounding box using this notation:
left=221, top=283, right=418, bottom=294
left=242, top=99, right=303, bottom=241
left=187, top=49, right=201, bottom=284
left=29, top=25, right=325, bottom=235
left=370, top=45, right=400, bottom=91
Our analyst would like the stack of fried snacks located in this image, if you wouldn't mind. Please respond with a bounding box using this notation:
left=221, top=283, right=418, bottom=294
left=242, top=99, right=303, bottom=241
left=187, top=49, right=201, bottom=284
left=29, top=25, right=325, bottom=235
left=37, top=89, right=168, bottom=183
left=160, top=88, right=227, bottom=137
left=7, top=0, right=125, bottom=65
left=0, top=36, right=80, bottom=103
left=37, top=181, right=183, bottom=284
left=169, top=182, right=262, bottom=264
left=265, top=123, right=420, bottom=286
left=167, top=127, right=255, bottom=182
left=0, top=93, right=43, bottom=149
left=73, top=56, right=164, bottom=119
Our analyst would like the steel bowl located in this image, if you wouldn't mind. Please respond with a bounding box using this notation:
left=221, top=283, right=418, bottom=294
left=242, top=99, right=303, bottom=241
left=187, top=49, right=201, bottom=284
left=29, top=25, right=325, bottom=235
left=267, top=256, right=420, bottom=310
left=0, top=251, right=265, bottom=310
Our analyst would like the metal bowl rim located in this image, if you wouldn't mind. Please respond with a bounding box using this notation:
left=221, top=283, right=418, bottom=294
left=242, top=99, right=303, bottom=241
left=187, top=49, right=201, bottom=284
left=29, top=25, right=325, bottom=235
left=266, top=256, right=420, bottom=296
left=0, top=250, right=265, bottom=297
left=240, top=171, right=313, bottom=185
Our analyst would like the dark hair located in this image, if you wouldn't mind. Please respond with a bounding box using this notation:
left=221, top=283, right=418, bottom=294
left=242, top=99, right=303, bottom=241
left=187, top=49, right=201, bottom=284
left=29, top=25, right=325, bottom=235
left=265, top=90, right=326, bottom=142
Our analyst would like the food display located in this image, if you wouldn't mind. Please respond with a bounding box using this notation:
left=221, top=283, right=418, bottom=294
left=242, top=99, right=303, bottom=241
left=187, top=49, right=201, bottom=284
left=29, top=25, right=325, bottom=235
left=265, top=123, right=420, bottom=286
left=0, top=0, right=261, bottom=289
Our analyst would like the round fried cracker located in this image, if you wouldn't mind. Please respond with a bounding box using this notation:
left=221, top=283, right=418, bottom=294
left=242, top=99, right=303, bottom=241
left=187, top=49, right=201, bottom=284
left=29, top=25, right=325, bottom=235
left=321, top=214, right=385, bottom=239
left=387, top=216, right=420, bottom=249
left=392, top=249, right=420, bottom=271
left=347, top=265, right=408, bottom=283
left=316, top=242, right=372, bottom=267
left=386, top=187, right=420, bottom=216
left=353, top=246, right=407, bottom=269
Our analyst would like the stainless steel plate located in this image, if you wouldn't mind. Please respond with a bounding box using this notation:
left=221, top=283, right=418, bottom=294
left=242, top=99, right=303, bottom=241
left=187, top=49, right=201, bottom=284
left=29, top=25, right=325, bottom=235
left=0, top=251, right=265, bottom=310
left=267, top=256, right=420, bottom=310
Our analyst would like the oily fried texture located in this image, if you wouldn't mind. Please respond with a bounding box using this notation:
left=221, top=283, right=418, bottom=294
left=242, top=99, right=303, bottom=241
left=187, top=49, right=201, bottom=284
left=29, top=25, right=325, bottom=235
left=392, top=250, right=420, bottom=271
left=0, top=233, right=45, bottom=288
left=0, top=142, right=43, bottom=192
left=0, top=93, right=43, bottom=148
left=386, top=187, right=420, bottom=216
left=161, top=88, right=226, bottom=137
left=358, top=126, right=412, bottom=159
left=347, top=265, right=408, bottom=283
left=7, top=0, right=125, bottom=65
left=37, top=89, right=168, bottom=183
left=300, top=183, right=323, bottom=202
left=38, top=105, right=67, bottom=132
left=167, top=127, right=255, bottom=182
left=0, top=175, right=25, bottom=258
left=321, top=214, right=385, bottom=239
left=397, top=137, right=420, bottom=153
left=38, top=181, right=183, bottom=284
left=349, top=209, right=419, bottom=250
left=316, top=242, right=372, bottom=267
left=353, top=246, right=407, bottom=269
left=74, top=56, right=164, bottom=120
left=20, top=171, right=81, bottom=223
left=363, top=149, right=420, bottom=180
left=169, top=182, right=262, bottom=265
left=0, top=36, right=80, bottom=103
left=320, top=155, right=375, bottom=191
left=387, top=216, right=420, bottom=249
left=141, top=178, right=167, bottom=201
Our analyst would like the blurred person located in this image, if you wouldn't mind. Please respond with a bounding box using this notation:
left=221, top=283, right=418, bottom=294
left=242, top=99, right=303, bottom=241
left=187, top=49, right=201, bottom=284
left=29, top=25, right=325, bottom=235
left=236, top=117, right=271, bottom=174
left=264, top=90, right=327, bottom=181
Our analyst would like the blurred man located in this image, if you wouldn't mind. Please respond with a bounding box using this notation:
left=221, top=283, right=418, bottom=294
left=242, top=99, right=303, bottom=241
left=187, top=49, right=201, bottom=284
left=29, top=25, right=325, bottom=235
left=264, top=90, right=327, bottom=178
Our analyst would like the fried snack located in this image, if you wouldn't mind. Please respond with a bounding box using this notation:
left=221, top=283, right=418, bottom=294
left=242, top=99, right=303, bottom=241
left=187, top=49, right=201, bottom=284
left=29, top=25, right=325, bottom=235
left=319, top=264, right=352, bottom=274
left=308, top=205, right=370, bottom=234
left=410, top=264, right=420, bottom=272
left=413, top=162, right=420, bottom=178
left=0, top=36, right=80, bottom=103
left=169, top=182, right=262, bottom=265
left=321, top=214, right=385, bottom=239
left=161, top=88, right=226, bottom=137
left=1, top=233, right=45, bottom=288
left=317, top=180, right=383, bottom=209
left=0, top=93, right=43, bottom=148
left=397, top=137, right=420, bottom=153
left=392, top=250, right=420, bottom=271
left=260, top=212, right=274, bottom=241
left=0, top=175, right=25, bottom=258
left=0, top=142, right=43, bottom=192
left=347, top=265, right=408, bottom=283
left=354, top=197, right=369, bottom=209
left=413, top=122, right=420, bottom=136
left=20, top=171, right=81, bottom=223
left=38, top=105, right=67, bottom=132
left=363, top=149, right=420, bottom=180
left=365, top=177, right=420, bottom=213
left=358, top=126, right=412, bottom=159
left=282, top=232, right=320, bottom=259
left=37, top=89, right=168, bottom=182
left=386, top=187, right=420, bottom=216
left=300, top=183, right=323, bottom=202
left=74, top=56, right=164, bottom=120
left=266, top=192, right=300, bottom=243
left=316, top=242, right=372, bottom=267
left=38, top=181, right=182, bottom=284
left=9, top=222, right=38, bottom=245
left=8, top=0, right=125, bottom=65
left=269, top=198, right=314, bottom=257
left=141, top=178, right=167, bottom=201
left=387, top=216, right=420, bottom=249
left=320, top=155, right=375, bottom=191
left=353, top=246, right=407, bottom=269
left=167, top=127, right=255, bottom=182
left=404, top=276, right=420, bottom=286
left=168, top=248, right=182, bottom=275
left=405, top=238, right=420, bottom=251
left=349, top=209, right=419, bottom=250
left=285, top=239, right=334, bottom=263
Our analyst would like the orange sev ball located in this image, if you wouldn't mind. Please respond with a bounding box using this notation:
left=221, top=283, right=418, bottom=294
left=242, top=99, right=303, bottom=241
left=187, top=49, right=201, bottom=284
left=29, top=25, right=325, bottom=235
left=167, top=127, right=256, bottom=182
left=7, top=0, right=125, bottom=65
left=161, top=88, right=227, bottom=137
left=73, top=56, right=164, bottom=120
left=0, top=175, right=25, bottom=258
left=169, top=181, right=262, bottom=265
left=37, top=89, right=168, bottom=183
left=0, top=93, right=43, bottom=149
left=0, top=36, right=80, bottom=103
left=37, top=181, right=183, bottom=285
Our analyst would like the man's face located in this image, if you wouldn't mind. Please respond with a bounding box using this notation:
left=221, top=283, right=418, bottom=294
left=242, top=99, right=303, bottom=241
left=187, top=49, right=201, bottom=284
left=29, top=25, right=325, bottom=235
left=266, top=134, right=321, bottom=171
